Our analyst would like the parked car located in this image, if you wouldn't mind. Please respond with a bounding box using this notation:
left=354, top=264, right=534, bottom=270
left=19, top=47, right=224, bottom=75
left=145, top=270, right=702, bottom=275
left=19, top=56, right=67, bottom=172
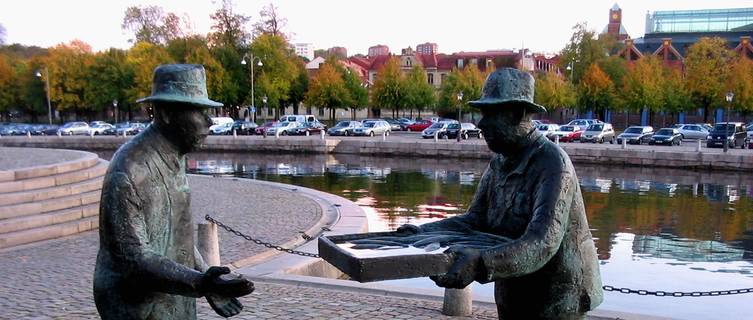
left=210, top=122, right=234, bottom=135
left=550, top=125, right=584, bottom=142
left=445, top=122, right=483, bottom=139
left=287, top=121, right=326, bottom=136
left=279, top=114, right=318, bottom=124
left=89, top=121, right=108, bottom=127
left=537, top=124, right=560, bottom=139
left=58, top=122, right=90, bottom=135
left=747, top=123, right=753, bottom=145
left=254, top=121, right=276, bottom=135
left=210, top=117, right=234, bottom=127
left=397, top=118, right=415, bottom=130
left=706, top=122, right=748, bottom=149
left=328, top=121, right=362, bottom=136
left=87, top=123, right=114, bottom=135
left=266, top=121, right=298, bottom=136
left=27, top=124, right=53, bottom=135
left=381, top=118, right=403, bottom=131
left=108, top=122, right=146, bottom=136
left=616, top=126, right=654, bottom=145
left=41, top=124, right=60, bottom=135
left=421, top=121, right=457, bottom=139
left=649, top=128, right=683, bottom=146
left=231, top=120, right=258, bottom=135
left=353, top=120, right=391, bottom=136
left=406, top=120, right=432, bottom=132
left=567, top=118, right=602, bottom=127
left=675, top=124, right=709, bottom=140
left=580, top=123, right=615, bottom=143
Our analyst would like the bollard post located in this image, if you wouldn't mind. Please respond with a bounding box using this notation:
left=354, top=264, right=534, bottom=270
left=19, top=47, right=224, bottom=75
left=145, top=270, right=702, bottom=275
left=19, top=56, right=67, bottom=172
left=622, top=137, right=626, bottom=149
left=275, top=129, right=281, bottom=139
left=434, top=130, right=439, bottom=142
left=90, top=130, right=95, bottom=138
left=263, top=129, right=267, bottom=138
left=697, top=139, right=702, bottom=152
left=382, top=131, right=386, bottom=141
left=320, top=129, right=325, bottom=140
left=233, top=129, right=237, bottom=138
left=555, top=135, right=560, bottom=145
left=123, top=130, right=127, bottom=138
left=197, top=222, right=221, bottom=266
left=306, top=130, right=310, bottom=137
left=57, top=130, right=62, bottom=137
left=442, top=286, right=472, bottom=316
left=28, top=131, right=32, bottom=138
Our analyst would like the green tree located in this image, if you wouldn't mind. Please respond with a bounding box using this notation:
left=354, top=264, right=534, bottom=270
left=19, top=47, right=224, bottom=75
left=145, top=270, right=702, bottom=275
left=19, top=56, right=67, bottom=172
left=45, top=40, right=95, bottom=117
left=660, top=67, right=691, bottom=126
left=122, top=5, right=183, bottom=45
left=305, top=62, right=349, bottom=122
left=337, top=64, right=367, bottom=120
left=684, top=37, right=735, bottom=122
left=403, top=66, right=436, bottom=119
left=622, top=56, right=663, bottom=125
left=18, top=57, right=48, bottom=122
left=727, top=57, right=753, bottom=117
left=185, top=44, right=229, bottom=110
left=437, top=65, right=485, bottom=119
left=534, top=71, right=576, bottom=116
left=371, top=56, right=406, bottom=118
left=287, top=60, right=309, bottom=115
left=559, top=23, right=609, bottom=85
left=0, top=53, right=15, bottom=119
left=250, top=33, right=298, bottom=119
left=578, top=63, right=614, bottom=119
left=208, top=0, right=252, bottom=49
left=84, top=48, right=135, bottom=120
left=126, top=42, right=172, bottom=119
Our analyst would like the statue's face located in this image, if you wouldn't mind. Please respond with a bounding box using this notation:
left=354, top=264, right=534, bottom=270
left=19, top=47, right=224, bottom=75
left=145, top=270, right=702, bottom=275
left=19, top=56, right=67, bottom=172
left=477, top=105, right=526, bottom=155
left=156, top=103, right=212, bottom=154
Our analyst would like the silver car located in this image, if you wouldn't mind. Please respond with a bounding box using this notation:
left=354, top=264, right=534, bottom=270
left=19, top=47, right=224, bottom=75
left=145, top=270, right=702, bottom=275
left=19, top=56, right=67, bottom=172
left=616, top=126, right=654, bottom=145
left=58, top=122, right=90, bottom=135
left=327, top=121, right=363, bottom=136
left=421, top=121, right=457, bottom=139
left=353, top=120, right=391, bottom=136
left=266, top=121, right=298, bottom=136
left=675, top=124, right=710, bottom=140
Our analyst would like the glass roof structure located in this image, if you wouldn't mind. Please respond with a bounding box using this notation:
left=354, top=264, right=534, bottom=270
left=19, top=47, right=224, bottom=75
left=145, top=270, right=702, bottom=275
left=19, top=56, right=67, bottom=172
left=645, top=7, right=753, bottom=34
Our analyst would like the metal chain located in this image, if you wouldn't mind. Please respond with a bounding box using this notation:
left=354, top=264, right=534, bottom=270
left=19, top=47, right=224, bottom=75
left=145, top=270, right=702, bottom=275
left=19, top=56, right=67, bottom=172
left=603, top=285, right=753, bottom=297
left=206, top=215, right=753, bottom=297
left=205, top=215, right=320, bottom=258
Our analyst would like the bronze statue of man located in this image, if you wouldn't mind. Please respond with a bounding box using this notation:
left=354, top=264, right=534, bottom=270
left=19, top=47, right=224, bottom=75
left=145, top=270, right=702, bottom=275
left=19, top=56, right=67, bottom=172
left=94, top=64, right=254, bottom=319
left=399, top=68, right=602, bottom=319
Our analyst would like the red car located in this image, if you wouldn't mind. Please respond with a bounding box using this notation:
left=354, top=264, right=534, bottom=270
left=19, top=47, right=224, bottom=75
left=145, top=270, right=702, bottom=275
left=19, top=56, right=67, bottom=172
left=254, top=121, right=276, bottom=135
left=549, top=125, right=584, bottom=143
left=406, top=120, right=432, bottom=132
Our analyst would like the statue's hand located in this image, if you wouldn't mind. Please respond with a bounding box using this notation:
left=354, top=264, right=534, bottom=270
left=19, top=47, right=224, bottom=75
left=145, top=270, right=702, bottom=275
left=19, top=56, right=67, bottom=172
left=199, top=266, right=255, bottom=298
left=430, top=247, right=483, bottom=289
left=206, top=294, right=243, bottom=317
left=396, top=224, right=422, bottom=235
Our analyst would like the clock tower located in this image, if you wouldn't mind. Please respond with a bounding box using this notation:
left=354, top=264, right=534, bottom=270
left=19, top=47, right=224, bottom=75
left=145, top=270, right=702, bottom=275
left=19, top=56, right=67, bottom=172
left=603, top=3, right=629, bottom=41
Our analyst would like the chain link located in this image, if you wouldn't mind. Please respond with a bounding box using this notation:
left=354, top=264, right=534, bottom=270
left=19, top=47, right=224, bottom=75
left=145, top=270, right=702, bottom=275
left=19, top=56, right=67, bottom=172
left=206, top=215, right=753, bottom=298
left=205, top=214, right=320, bottom=258
left=603, top=285, right=753, bottom=297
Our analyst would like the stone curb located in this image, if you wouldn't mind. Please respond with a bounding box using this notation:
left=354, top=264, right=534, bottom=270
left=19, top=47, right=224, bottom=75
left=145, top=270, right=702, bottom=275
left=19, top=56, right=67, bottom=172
left=0, top=148, right=99, bottom=182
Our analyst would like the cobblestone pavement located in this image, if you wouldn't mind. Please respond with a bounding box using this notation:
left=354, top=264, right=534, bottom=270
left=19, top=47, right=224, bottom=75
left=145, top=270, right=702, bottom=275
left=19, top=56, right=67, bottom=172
left=0, top=175, right=322, bottom=319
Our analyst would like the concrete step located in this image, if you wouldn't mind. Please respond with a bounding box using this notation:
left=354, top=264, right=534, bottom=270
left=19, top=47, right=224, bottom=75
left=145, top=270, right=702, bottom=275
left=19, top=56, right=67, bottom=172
left=0, top=189, right=101, bottom=220
left=0, top=215, right=98, bottom=249
left=0, top=176, right=103, bottom=206
left=0, top=152, right=99, bottom=182
left=0, top=160, right=107, bottom=193
left=0, top=203, right=98, bottom=234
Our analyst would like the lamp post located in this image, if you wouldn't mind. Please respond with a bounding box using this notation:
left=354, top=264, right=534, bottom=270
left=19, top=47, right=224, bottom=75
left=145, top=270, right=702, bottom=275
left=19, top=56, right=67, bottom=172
left=724, top=91, right=734, bottom=153
left=35, top=68, right=52, bottom=124
left=565, top=60, right=574, bottom=80
left=262, top=95, right=268, bottom=121
left=456, top=91, right=464, bottom=142
left=113, top=99, right=118, bottom=123
left=241, top=53, right=263, bottom=123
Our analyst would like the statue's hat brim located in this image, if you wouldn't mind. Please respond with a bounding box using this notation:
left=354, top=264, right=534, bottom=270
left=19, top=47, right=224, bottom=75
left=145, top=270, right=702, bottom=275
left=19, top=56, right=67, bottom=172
left=469, top=98, right=547, bottom=113
left=136, top=95, right=223, bottom=108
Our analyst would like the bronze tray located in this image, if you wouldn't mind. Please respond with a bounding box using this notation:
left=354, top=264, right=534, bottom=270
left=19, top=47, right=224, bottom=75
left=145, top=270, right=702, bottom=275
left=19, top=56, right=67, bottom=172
left=318, top=231, right=455, bottom=283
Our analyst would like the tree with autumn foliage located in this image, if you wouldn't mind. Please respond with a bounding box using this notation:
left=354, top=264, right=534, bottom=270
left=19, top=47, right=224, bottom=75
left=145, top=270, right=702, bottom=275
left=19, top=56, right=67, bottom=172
left=403, top=66, right=436, bottom=119
left=621, top=56, right=663, bottom=122
left=684, top=37, right=735, bottom=122
left=727, top=57, right=753, bottom=118
left=250, top=33, right=300, bottom=119
left=305, top=62, right=349, bottom=122
left=371, top=56, right=406, bottom=118
left=534, top=71, right=576, bottom=114
left=437, top=64, right=486, bottom=119
left=0, top=53, right=16, bottom=120
left=44, top=40, right=95, bottom=117
left=125, top=42, right=173, bottom=119
left=84, top=48, right=134, bottom=119
left=578, top=63, right=615, bottom=119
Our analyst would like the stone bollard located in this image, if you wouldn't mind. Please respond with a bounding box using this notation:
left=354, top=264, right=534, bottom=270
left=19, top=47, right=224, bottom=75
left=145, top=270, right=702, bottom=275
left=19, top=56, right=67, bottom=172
left=197, top=222, right=221, bottom=266
left=555, top=135, right=560, bottom=145
left=90, top=130, right=95, bottom=138
left=434, top=130, right=439, bottom=142
left=382, top=131, right=386, bottom=141
left=442, top=286, right=472, bottom=316
left=275, top=129, right=281, bottom=139
left=622, top=137, right=627, bottom=149
left=27, top=131, right=32, bottom=138
left=57, top=131, right=62, bottom=137
left=697, top=139, right=702, bottom=152
left=233, top=129, right=237, bottom=138
left=263, top=129, right=267, bottom=138
left=306, top=130, right=310, bottom=136
left=320, top=129, right=325, bottom=140
left=123, top=130, right=127, bottom=138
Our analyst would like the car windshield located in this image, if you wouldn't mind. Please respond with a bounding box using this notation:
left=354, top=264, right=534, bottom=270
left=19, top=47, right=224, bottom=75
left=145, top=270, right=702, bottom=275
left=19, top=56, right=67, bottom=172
left=713, top=124, right=736, bottom=132
left=624, top=128, right=642, bottom=134
left=538, top=125, right=549, bottom=131
left=587, top=124, right=603, bottom=131
left=559, top=126, right=575, bottom=132
left=429, top=123, right=444, bottom=129
left=656, top=129, right=673, bottom=136
left=273, top=122, right=289, bottom=127
left=364, top=122, right=376, bottom=128
left=62, top=123, right=77, bottom=128
left=461, top=123, right=474, bottom=129
left=448, top=123, right=460, bottom=129
left=335, top=121, right=350, bottom=127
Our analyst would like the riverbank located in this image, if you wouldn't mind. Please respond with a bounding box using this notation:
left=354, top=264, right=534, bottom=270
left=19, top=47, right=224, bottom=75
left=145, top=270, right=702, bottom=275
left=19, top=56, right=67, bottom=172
left=1, top=135, right=751, bottom=171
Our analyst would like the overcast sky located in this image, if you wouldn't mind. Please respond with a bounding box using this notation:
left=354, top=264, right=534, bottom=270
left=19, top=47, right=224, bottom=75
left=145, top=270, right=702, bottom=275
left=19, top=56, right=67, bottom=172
left=2, top=0, right=751, bottom=55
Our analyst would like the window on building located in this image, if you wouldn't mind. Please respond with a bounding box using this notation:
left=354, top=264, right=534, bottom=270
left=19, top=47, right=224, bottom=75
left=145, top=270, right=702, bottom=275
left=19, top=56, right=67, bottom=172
left=470, top=58, right=478, bottom=65
left=428, top=73, right=434, bottom=85
left=318, top=108, right=325, bottom=117
left=457, top=59, right=464, bottom=69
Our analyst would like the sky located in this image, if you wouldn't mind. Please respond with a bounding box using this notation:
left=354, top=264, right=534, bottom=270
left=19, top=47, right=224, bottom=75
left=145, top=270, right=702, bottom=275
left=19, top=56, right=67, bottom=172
left=1, top=0, right=752, bottom=55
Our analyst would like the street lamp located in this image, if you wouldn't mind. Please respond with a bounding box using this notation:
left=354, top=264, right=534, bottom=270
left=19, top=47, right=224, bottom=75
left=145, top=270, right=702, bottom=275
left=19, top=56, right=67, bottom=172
left=35, top=68, right=52, bottom=124
left=565, top=60, right=575, bottom=80
left=241, top=53, right=263, bottom=122
left=724, top=91, right=734, bottom=153
left=456, top=91, right=464, bottom=142
left=113, top=99, right=118, bottom=123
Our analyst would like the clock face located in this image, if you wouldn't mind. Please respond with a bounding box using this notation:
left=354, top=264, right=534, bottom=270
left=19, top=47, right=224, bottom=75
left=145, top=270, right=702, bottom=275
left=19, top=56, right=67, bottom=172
left=612, top=13, right=619, bottom=20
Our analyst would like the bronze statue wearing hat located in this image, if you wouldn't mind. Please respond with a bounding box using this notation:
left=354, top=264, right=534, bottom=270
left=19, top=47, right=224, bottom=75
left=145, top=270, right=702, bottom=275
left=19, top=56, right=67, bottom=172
left=94, top=64, right=254, bottom=319
left=399, top=68, right=602, bottom=319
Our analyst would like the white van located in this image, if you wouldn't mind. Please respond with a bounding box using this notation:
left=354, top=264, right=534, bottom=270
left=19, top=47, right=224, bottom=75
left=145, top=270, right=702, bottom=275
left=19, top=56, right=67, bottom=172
left=209, top=117, right=234, bottom=133
left=279, top=114, right=317, bottom=124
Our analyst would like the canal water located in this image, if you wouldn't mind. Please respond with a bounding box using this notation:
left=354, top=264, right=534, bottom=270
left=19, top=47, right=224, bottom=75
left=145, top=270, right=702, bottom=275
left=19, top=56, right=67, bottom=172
left=185, top=152, right=753, bottom=319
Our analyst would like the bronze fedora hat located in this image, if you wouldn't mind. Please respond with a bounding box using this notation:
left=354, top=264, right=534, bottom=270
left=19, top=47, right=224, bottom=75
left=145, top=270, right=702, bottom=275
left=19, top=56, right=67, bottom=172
left=469, top=68, right=546, bottom=113
left=136, top=64, right=223, bottom=108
